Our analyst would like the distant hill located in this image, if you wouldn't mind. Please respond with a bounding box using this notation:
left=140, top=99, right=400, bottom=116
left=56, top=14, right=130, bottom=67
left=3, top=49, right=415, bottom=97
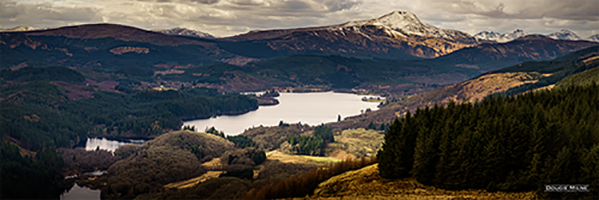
left=433, top=35, right=597, bottom=72
left=0, top=24, right=246, bottom=69
left=333, top=46, right=599, bottom=129
left=152, top=27, right=215, bottom=39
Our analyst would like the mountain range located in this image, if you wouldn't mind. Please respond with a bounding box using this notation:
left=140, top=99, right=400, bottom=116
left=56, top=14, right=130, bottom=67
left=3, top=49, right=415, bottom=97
left=474, top=29, right=529, bottom=43
left=475, top=29, right=599, bottom=43
left=1, top=11, right=597, bottom=91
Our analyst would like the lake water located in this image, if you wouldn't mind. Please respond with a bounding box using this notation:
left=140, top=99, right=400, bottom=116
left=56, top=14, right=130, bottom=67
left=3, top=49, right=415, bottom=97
left=71, top=91, right=377, bottom=199
left=60, top=185, right=101, bottom=200
left=84, top=137, right=146, bottom=152
left=67, top=138, right=145, bottom=200
left=183, top=92, right=381, bottom=136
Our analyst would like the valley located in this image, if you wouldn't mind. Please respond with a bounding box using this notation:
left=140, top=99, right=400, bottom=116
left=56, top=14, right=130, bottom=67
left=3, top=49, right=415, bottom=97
left=1, top=10, right=598, bottom=200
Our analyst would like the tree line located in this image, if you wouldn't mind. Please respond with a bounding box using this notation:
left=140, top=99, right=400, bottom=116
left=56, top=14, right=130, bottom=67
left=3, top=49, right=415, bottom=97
left=377, top=84, right=599, bottom=199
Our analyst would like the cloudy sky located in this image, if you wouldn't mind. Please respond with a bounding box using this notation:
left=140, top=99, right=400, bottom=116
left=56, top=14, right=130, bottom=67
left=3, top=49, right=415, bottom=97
left=1, top=0, right=597, bottom=38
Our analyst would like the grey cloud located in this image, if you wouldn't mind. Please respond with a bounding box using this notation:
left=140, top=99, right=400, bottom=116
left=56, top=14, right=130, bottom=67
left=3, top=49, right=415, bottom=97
left=2, top=0, right=594, bottom=38
left=437, top=0, right=598, bottom=21
left=228, top=0, right=266, bottom=6
left=134, top=0, right=219, bottom=3
left=222, top=0, right=360, bottom=13
left=0, top=1, right=102, bottom=28
left=193, top=0, right=362, bottom=30
left=191, top=0, right=220, bottom=4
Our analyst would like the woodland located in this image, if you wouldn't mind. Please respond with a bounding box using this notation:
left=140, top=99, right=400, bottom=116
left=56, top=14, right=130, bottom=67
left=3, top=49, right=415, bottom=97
left=377, top=84, right=599, bottom=199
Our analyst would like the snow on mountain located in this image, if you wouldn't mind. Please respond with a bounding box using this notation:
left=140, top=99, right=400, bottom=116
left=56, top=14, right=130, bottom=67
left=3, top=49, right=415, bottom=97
left=474, top=31, right=503, bottom=41
left=474, top=29, right=529, bottom=43
left=337, top=11, right=474, bottom=41
left=587, top=34, right=599, bottom=42
left=153, top=27, right=214, bottom=39
left=547, top=29, right=581, bottom=40
left=504, top=29, right=529, bottom=40
left=1, top=26, right=39, bottom=32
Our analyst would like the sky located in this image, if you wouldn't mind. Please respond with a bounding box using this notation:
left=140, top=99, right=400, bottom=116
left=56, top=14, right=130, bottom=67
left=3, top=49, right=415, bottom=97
left=1, top=0, right=598, bottom=38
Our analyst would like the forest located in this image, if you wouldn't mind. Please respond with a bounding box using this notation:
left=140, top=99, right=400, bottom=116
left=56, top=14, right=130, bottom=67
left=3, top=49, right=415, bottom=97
left=0, top=66, right=261, bottom=199
left=0, top=68, right=259, bottom=150
left=377, top=84, right=599, bottom=199
left=0, top=142, right=66, bottom=199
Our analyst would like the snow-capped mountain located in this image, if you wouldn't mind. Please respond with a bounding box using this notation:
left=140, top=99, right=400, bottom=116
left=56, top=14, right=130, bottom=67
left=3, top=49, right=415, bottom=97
left=504, top=29, right=529, bottom=40
left=473, top=31, right=503, bottom=41
left=0, top=26, right=39, bottom=32
left=0, top=25, right=62, bottom=32
left=547, top=29, right=581, bottom=40
left=587, top=34, right=599, bottom=42
left=152, top=27, right=214, bottom=39
left=228, top=11, right=478, bottom=59
left=338, top=11, right=474, bottom=42
left=474, top=29, right=529, bottom=43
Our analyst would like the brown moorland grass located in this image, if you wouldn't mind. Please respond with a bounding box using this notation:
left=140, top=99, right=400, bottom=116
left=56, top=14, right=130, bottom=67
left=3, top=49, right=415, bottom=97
left=305, top=164, right=536, bottom=200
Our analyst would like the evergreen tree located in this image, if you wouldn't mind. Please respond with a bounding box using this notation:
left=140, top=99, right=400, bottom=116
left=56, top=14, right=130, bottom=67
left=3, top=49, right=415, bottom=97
left=377, top=84, right=598, bottom=196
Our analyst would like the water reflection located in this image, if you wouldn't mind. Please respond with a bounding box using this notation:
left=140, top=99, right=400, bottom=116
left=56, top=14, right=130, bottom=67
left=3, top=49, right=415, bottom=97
left=85, top=137, right=146, bottom=152
left=60, top=184, right=100, bottom=200
left=64, top=170, right=107, bottom=179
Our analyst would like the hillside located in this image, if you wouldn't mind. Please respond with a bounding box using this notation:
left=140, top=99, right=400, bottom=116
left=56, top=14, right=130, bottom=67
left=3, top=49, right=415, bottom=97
left=554, top=66, right=599, bottom=89
left=332, top=45, right=599, bottom=129
left=433, top=35, right=598, bottom=72
left=309, top=164, right=535, bottom=199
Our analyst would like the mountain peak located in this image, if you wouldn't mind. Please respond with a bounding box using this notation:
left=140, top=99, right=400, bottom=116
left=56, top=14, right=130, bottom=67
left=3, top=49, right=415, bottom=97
left=375, top=11, right=422, bottom=28
left=343, top=11, right=424, bottom=31
left=547, top=29, right=580, bottom=40
left=587, top=34, right=599, bottom=42
left=504, top=29, right=529, bottom=38
left=339, top=11, right=473, bottom=42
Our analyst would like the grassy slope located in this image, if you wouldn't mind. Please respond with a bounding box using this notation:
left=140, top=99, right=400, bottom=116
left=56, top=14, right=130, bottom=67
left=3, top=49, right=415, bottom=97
left=308, top=164, right=536, bottom=200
